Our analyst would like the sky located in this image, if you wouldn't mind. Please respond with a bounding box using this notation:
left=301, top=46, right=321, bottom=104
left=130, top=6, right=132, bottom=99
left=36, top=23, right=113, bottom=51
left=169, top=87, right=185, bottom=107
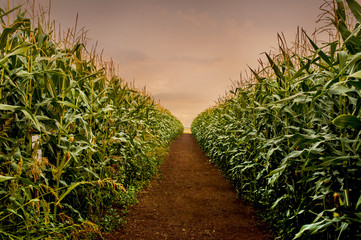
left=3, top=0, right=333, bottom=127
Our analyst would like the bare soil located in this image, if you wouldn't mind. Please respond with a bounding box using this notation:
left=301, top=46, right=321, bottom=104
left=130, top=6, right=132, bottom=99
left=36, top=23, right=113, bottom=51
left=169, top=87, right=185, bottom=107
left=107, top=134, right=274, bottom=240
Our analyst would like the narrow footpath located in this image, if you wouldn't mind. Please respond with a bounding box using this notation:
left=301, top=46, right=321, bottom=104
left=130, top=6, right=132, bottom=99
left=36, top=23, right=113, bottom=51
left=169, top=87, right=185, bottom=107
left=108, top=134, right=273, bottom=240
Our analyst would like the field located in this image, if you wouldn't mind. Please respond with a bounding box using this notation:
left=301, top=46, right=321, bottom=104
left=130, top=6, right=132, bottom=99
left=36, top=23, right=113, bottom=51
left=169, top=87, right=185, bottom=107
left=191, top=0, right=361, bottom=239
left=0, top=4, right=183, bottom=239
left=3, top=0, right=361, bottom=239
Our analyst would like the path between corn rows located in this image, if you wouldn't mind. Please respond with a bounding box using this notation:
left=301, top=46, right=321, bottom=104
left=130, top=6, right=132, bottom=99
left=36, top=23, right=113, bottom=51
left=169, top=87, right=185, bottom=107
left=107, top=133, right=273, bottom=240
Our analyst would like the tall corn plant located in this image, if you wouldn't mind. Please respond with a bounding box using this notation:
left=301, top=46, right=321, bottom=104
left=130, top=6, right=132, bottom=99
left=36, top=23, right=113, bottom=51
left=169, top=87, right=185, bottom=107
left=192, top=0, right=361, bottom=239
left=0, top=5, right=183, bottom=239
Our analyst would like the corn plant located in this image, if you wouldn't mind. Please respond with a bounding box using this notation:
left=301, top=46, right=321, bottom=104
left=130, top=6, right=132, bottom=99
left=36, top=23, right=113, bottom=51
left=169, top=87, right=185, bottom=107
left=192, top=0, right=361, bottom=239
left=0, top=4, right=183, bottom=239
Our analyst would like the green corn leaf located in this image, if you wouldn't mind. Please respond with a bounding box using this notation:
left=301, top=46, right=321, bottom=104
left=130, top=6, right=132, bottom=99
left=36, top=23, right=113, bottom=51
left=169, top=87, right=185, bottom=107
left=346, top=0, right=361, bottom=24
left=0, top=104, right=41, bottom=131
left=304, top=30, right=332, bottom=66
left=337, top=51, right=348, bottom=71
left=343, top=53, right=361, bottom=74
left=336, top=0, right=346, bottom=21
left=309, top=156, right=352, bottom=169
left=0, top=175, right=15, bottom=182
left=271, top=195, right=287, bottom=210
left=349, top=79, right=361, bottom=90
left=0, top=28, right=14, bottom=50
left=268, top=164, right=287, bottom=177
left=265, top=52, right=285, bottom=81
left=293, top=219, right=333, bottom=239
left=56, top=181, right=90, bottom=205
left=20, top=108, right=41, bottom=131
left=333, top=114, right=361, bottom=129
left=19, top=178, right=38, bottom=188
left=0, top=44, right=32, bottom=65
left=329, top=85, right=355, bottom=95
left=291, top=57, right=311, bottom=81
left=83, top=167, right=99, bottom=179
left=336, top=19, right=352, bottom=43
left=356, top=194, right=361, bottom=210
left=349, top=70, right=361, bottom=78
left=330, top=41, right=338, bottom=61
left=0, top=208, right=24, bottom=221
left=56, top=100, right=79, bottom=109
left=353, top=97, right=361, bottom=116
left=248, top=66, right=264, bottom=83
left=272, top=92, right=304, bottom=104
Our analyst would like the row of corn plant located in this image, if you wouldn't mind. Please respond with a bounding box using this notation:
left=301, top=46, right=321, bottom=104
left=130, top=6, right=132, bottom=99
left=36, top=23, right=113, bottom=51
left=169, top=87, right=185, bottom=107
left=192, top=0, right=361, bottom=239
left=0, top=5, right=183, bottom=239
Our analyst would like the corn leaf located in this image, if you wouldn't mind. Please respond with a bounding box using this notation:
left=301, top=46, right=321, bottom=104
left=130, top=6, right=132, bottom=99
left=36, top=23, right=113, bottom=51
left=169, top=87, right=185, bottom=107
left=346, top=0, right=361, bottom=24
left=56, top=181, right=90, bottom=205
left=0, top=175, right=15, bottom=182
left=333, top=114, right=361, bottom=129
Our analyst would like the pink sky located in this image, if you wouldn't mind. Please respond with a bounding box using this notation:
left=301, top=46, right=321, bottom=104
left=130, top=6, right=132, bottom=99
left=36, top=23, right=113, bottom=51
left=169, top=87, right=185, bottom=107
left=4, top=0, right=333, bottom=127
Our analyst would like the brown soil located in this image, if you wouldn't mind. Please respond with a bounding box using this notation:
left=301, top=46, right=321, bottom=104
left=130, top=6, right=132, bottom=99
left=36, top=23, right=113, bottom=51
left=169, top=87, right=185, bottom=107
left=107, top=134, right=274, bottom=240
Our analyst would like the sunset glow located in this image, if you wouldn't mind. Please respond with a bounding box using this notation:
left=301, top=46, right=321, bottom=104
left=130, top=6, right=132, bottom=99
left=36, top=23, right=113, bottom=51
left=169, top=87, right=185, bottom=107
left=35, top=0, right=324, bottom=126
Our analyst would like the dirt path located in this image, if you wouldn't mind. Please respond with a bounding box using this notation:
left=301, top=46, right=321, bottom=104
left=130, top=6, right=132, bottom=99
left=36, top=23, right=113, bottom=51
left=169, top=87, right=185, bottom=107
left=107, top=134, right=273, bottom=240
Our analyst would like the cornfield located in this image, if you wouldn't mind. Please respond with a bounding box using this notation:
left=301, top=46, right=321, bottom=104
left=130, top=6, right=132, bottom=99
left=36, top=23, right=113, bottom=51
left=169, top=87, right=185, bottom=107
left=0, top=4, right=183, bottom=239
left=192, top=0, right=361, bottom=239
